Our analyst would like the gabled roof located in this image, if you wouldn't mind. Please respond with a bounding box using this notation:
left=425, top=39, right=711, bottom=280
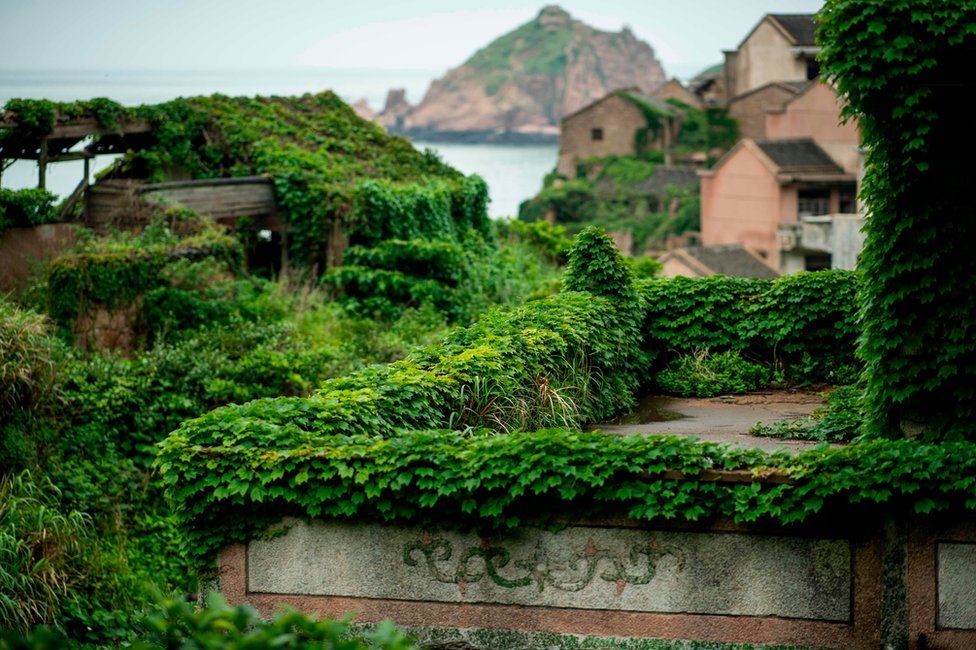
left=701, top=138, right=853, bottom=184
left=617, top=89, right=677, bottom=117
left=727, top=80, right=808, bottom=106
left=561, top=87, right=675, bottom=124
left=769, top=14, right=818, bottom=46
left=594, top=165, right=699, bottom=196
left=736, top=13, right=819, bottom=50
left=659, top=244, right=780, bottom=279
left=754, top=138, right=843, bottom=174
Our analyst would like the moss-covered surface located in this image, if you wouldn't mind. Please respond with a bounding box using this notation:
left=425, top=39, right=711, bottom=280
left=365, top=625, right=821, bottom=650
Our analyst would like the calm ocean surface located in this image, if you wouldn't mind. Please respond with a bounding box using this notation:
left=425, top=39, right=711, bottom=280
left=0, top=69, right=556, bottom=217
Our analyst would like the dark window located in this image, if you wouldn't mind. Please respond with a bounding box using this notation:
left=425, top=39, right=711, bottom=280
left=798, top=189, right=831, bottom=217
left=839, top=190, right=857, bottom=213
left=805, top=254, right=832, bottom=271
left=591, top=128, right=604, bottom=141
left=806, top=58, right=820, bottom=80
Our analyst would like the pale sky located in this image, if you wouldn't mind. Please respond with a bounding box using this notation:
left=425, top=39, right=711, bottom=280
left=0, top=0, right=824, bottom=80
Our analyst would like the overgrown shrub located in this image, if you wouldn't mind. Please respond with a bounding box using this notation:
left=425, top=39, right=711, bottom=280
left=1, top=595, right=417, bottom=649
left=496, top=219, right=573, bottom=265
left=0, top=472, right=140, bottom=639
left=639, top=271, right=861, bottom=384
left=0, top=189, right=59, bottom=232
left=46, top=219, right=241, bottom=329
left=0, top=302, right=57, bottom=418
left=350, top=176, right=491, bottom=246
left=657, top=350, right=771, bottom=397
left=752, top=384, right=863, bottom=443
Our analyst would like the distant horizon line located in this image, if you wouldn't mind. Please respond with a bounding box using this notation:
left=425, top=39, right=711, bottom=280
left=0, top=66, right=445, bottom=74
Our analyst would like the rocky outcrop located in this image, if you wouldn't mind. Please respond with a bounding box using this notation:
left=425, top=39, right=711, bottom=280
left=351, top=99, right=378, bottom=123
left=388, top=5, right=666, bottom=142
left=377, top=89, right=413, bottom=130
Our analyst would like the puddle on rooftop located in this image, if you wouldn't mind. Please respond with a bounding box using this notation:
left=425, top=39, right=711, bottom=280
left=609, top=395, right=689, bottom=425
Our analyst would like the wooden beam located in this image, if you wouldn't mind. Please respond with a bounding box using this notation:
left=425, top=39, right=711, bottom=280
left=37, top=136, right=48, bottom=189
left=0, top=117, right=152, bottom=140
left=47, top=151, right=95, bottom=163
left=58, top=165, right=89, bottom=221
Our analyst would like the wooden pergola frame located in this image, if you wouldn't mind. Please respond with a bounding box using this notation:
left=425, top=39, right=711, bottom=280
left=0, top=113, right=153, bottom=218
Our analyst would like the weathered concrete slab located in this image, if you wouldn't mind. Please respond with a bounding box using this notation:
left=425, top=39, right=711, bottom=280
left=247, top=519, right=851, bottom=621
left=593, top=392, right=831, bottom=453
left=938, top=542, right=976, bottom=629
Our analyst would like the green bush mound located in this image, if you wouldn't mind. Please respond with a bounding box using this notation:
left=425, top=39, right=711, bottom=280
left=166, top=288, right=641, bottom=448
left=640, top=271, right=861, bottom=385
left=0, top=189, right=60, bottom=233
left=1, top=594, right=417, bottom=649
left=657, top=350, right=771, bottom=397
left=752, top=384, right=863, bottom=443
left=326, top=239, right=472, bottom=320
left=351, top=176, right=491, bottom=246
left=46, top=219, right=241, bottom=329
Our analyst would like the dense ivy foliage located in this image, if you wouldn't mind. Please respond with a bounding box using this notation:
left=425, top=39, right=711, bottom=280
left=818, top=0, right=976, bottom=439
left=3, top=93, right=485, bottom=267
left=752, top=384, right=863, bottom=443
left=351, top=176, right=491, bottom=246
left=158, top=425, right=976, bottom=568
left=2, top=97, right=128, bottom=135
left=657, top=350, right=771, bottom=397
left=327, top=239, right=472, bottom=320
left=0, top=189, right=60, bottom=232
left=163, top=289, right=641, bottom=446
left=124, top=93, right=478, bottom=265
left=1, top=594, right=417, bottom=649
left=518, top=156, right=700, bottom=254
left=45, top=220, right=241, bottom=330
left=639, top=271, right=861, bottom=384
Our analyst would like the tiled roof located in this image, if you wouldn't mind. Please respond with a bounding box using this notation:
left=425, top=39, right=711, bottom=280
left=673, top=244, right=780, bottom=279
left=754, top=138, right=843, bottom=174
left=619, top=90, right=676, bottom=117
left=633, top=165, right=700, bottom=194
left=594, top=165, right=699, bottom=196
left=769, top=14, right=818, bottom=46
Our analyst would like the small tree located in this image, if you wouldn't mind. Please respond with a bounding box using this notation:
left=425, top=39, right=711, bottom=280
left=563, top=226, right=637, bottom=302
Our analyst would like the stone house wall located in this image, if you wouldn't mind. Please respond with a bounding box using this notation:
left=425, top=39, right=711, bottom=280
left=653, top=79, right=703, bottom=110
left=727, top=83, right=799, bottom=140
left=724, top=18, right=809, bottom=100
left=556, top=95, right=647, bottom=176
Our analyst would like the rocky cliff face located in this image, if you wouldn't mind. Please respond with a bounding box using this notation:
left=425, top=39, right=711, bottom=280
left=386, top=5, right=666, bottom=141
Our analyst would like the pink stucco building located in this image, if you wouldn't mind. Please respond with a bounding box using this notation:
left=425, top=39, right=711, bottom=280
left=765, top=81, right=861, bottom=173
left=699, top=138, right=856, bottom=270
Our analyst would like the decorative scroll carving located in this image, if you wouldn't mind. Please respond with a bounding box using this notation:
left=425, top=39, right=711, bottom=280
left=403, top=536, right=683, bottom=592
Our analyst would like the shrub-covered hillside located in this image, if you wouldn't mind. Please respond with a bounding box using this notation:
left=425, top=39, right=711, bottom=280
left=2, top=92, right=490, bottom=266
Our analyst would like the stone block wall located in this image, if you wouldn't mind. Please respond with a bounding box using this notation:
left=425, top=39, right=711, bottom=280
left=210, top=510, right=972, bottom=649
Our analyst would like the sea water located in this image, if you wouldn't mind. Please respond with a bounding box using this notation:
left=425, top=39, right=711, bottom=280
left=0, top=68, right=556, bottom=218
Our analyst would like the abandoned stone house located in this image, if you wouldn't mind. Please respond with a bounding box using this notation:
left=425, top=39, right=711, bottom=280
left=653, top=78, right=704, bottom=111
left=555, top=89, right=681, bottom=177
left=722, top=14, right=821, bottom=104
left=726, top=81, right=807, bottom=140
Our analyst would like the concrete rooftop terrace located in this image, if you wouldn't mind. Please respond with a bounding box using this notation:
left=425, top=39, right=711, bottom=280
left=593, top=390, right=832, bottom=453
